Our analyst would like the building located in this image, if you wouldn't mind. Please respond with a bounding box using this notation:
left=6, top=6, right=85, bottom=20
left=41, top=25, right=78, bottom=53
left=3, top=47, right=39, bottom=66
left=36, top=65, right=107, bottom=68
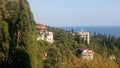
left=81, top=48, right=94, bottom=60
left=35, top=25, right=47, bottom=34
left=76, top=47, right=94, bottom=60
left=78, top=29, right=90, bottom=44
left=45, top=32, right=54, bottom=43
left=36, top=25, right=54, bottom=43
left=36, top=25, right=47, bottom=40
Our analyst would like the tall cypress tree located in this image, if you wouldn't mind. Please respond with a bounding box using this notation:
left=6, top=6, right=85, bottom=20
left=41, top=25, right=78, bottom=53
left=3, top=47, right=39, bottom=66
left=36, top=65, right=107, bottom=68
left=0, top=0, right=43, bottom=68
left=16, top=0, right=43, bottom=68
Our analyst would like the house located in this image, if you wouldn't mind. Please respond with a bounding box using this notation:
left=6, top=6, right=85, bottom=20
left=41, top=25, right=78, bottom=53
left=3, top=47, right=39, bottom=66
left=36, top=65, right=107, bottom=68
left=70, top=31, right=75, bottom=36
left=36, top=25, right=47, bottom=40
left=36, top=25, right=47, bottom=34
left=36, top=25, right=54, bottom=43
left=78, top=29, right=90, bottom=44
left=76, top=47, right=94, bottom=60
left=45, top=32, right=54, bottom=43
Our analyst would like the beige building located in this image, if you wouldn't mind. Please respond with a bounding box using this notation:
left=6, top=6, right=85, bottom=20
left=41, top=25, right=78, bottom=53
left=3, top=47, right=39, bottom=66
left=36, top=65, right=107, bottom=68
left=45, top=32, right=54, bottom=43
left=36, top=25, right=54, bottom=43
left=78, top=29, right=90, bottom=44
left=76, top=47, right=94, bottom=60
left=82, top=49, right=94, bottom=60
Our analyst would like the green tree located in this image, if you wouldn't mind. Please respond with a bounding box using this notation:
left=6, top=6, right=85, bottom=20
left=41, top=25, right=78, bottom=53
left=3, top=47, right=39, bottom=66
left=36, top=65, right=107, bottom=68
left=44, top=46, right=63, bottom=68
left=0, top=0, right=43, bottom=68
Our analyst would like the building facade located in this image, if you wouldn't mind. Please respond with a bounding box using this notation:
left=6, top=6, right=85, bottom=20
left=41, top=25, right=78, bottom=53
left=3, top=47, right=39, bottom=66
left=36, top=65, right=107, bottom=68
left=36, top=25, right=54, bottom=43
left=76, top=47, right=94, bottom=60
left=78, top=29, right=90, bottom=44
left=45, top=32, right=54, bottom=43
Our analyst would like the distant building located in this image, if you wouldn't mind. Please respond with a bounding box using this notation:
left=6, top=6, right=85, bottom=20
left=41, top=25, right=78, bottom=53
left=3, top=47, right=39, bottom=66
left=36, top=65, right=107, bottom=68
left=36, top=25, right=54, bottom=43
left=36, top=25, right=47, bottom=40
left=70, top=31, right=75, bottom=36
left=45, top=32, right=54, bottom=43
left=36, top=25, right=47, bottom=34
left=78, top=29, right=90, bottom=44
left=76, top=47, right=94, bottom=60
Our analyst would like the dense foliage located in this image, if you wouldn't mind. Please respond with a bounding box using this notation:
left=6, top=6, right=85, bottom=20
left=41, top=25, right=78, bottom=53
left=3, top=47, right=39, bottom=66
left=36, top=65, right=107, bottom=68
left=42, top=26, right=120, bottom=68
left=0, top=0, right=42, bottom=68
left=0, top=0, right=120, bottom=68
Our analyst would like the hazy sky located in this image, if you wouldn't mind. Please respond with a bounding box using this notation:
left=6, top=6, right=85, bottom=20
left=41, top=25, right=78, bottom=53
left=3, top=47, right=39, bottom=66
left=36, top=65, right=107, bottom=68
left=28, top=0, right=120, bottom=26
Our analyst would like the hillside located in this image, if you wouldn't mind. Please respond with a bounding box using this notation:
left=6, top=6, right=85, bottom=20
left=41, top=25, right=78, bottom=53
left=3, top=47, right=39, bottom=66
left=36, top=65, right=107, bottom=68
left=38, top=25, right=120, bottom=68
left=0, top=0, right=120, bottom=68
left=0, top=0, right=42, bottom=68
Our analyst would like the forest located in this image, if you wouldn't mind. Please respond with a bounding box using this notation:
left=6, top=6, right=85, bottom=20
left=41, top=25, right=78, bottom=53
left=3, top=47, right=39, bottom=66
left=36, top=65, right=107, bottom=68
left=0, top=0, right=120, bottom=68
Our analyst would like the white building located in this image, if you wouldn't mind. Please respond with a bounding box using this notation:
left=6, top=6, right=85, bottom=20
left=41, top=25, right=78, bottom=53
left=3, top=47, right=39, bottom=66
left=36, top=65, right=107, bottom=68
left=45, top=32, right=54, bottom=43
left=77, top=47, right=94, bottom=60
left=36, top=25, right=54, bottom=43
left=82, top=49, right=94, bottom=60
left=78, top=29, right=90, bottom=44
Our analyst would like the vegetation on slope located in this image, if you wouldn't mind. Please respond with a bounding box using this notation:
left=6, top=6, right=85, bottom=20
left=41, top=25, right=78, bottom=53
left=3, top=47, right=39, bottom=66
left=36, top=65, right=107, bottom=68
left=0, top=0, right=42, bottom=68
left=0, top=0, right=120, bottom=68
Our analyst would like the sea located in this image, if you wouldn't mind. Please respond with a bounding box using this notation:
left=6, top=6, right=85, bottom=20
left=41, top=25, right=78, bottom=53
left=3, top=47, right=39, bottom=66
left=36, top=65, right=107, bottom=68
left=58, top=26, right=120, bottom=38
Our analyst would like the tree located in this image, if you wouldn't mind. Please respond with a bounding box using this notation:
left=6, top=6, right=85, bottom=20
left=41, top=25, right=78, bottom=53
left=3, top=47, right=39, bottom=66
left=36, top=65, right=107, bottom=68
left=44, top=46, right=63, bottom=68
left=0, top=0, right=43, bottom=68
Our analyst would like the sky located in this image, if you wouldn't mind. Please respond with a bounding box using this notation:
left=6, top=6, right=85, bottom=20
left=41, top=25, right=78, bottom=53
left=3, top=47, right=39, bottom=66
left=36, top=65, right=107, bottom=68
left=28, top=0, right=120, bottom=27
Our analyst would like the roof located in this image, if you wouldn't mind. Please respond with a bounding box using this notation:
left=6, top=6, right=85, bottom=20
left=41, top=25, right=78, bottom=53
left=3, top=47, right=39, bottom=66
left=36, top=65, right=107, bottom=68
left=36, top=25, right=47, bottom=29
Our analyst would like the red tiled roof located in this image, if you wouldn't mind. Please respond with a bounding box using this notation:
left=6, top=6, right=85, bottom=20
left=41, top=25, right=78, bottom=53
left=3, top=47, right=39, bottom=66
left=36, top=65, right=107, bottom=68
left=36, top=25, right=47, bottom=29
